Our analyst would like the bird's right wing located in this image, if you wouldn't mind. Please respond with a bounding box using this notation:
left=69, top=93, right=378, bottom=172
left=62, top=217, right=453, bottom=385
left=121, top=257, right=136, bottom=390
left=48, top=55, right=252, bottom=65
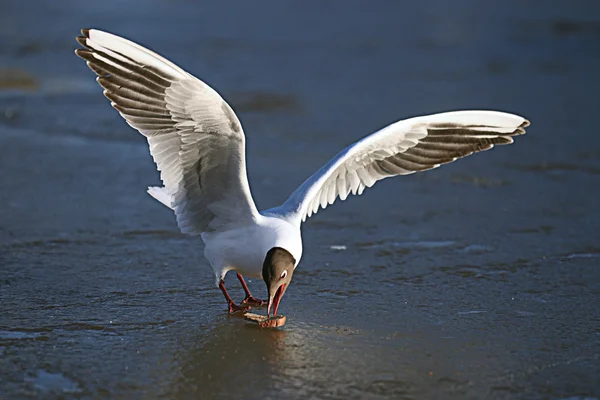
left=75, top=29, right=259, bottom=234
left=266, top=110, right=529, bottom=225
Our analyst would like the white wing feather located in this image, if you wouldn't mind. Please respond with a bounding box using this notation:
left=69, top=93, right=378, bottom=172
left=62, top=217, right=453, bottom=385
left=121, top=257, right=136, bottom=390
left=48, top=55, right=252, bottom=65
left=76, top=29, right=259, bottom=234
left=266, top=110, right=529, bottom=224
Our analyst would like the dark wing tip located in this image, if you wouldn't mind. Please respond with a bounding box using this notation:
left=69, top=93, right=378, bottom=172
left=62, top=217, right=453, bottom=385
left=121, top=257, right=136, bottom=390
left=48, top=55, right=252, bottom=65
left=513, top=119, right=531, bottom=136
left=81, top=28, right=91, bottom=37
left=74, top=48, right=93, bottom=61
left=88, top=63, right=108, bottom=77
left=76, top=36, right=87, bottom=48
left=103, top=91, right=124, bottom=104
left=495, top=136, right=514, bottom=145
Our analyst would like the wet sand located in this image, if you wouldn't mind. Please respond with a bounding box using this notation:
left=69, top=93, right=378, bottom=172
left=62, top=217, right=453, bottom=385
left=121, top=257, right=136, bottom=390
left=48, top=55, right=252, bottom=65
left=1, top=1, right=600, bottom=398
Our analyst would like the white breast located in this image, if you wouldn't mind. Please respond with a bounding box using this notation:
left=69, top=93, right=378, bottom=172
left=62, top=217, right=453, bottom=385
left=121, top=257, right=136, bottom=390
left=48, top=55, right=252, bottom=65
left=201, top=215, right=302, bottom=284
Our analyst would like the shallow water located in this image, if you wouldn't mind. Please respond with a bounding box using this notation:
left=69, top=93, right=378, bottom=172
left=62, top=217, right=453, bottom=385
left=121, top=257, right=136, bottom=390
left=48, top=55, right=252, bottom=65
left=1, top=0, right=600, bottom=399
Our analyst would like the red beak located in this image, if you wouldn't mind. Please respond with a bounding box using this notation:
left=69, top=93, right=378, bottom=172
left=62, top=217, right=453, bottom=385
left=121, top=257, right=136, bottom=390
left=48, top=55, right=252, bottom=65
left=267, top=284, right=286, bottom=317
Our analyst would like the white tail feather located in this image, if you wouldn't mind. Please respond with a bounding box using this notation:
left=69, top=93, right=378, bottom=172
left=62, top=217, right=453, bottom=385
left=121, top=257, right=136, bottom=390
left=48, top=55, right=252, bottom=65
left=147, top=186, right=173, bottom=209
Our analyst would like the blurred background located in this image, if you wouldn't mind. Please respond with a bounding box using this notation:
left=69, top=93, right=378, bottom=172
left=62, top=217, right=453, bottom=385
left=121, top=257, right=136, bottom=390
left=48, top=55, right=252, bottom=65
left=1, top=0, right=599, bottom=399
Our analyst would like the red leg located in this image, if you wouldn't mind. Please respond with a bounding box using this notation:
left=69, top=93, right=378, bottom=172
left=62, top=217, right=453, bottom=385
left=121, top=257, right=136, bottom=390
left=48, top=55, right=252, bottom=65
left=219, top=280, right=250, bottom=314
left=237, top=273, right=266, bottom=306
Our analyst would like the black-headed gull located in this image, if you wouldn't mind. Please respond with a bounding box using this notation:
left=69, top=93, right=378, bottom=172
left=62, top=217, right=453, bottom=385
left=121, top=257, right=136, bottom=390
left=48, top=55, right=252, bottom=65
left=75, top=29, right=530, bottom=316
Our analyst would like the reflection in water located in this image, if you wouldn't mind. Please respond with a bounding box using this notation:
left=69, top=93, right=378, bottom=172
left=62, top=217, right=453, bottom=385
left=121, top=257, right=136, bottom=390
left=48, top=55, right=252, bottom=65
left=167, top=317, right=289, bottom=398
left=164, top=317, right=423, bottom=399
left=165, top=318, right=385, bottom=398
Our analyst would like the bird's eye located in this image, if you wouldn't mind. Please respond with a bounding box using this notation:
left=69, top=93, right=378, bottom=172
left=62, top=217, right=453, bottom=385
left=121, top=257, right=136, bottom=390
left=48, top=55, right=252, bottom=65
left=280, top=270, right=288, bottom=280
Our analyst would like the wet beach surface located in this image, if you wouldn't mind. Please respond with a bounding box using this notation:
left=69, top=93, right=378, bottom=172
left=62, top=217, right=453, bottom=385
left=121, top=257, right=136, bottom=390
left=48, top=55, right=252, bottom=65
left=1, top=0, right=600, bottom=398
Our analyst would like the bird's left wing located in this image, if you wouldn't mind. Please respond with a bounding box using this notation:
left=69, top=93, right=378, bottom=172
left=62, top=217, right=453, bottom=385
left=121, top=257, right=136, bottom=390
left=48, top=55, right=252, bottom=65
left=266, top=110, right=529, bottom=224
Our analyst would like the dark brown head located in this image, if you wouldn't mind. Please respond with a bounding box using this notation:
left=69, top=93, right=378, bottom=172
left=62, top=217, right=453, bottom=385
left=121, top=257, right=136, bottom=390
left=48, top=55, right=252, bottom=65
left=262, top=247, right=295, bottom=317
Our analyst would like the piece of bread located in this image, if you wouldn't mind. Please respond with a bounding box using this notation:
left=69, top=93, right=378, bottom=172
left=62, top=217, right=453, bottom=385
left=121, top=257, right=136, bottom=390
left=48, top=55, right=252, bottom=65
left=244, top=312, right=286, bottom=328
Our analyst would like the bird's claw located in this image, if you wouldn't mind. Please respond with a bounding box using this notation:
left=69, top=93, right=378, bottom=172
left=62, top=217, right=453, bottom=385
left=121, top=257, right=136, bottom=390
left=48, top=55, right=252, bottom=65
left=241, top=296, right=266, bottom=307
left=228, top=302, right=251, bottom=314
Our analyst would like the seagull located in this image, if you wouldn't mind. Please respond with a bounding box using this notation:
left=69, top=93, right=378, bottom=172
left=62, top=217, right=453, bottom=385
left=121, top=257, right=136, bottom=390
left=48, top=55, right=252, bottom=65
left=75, top=29, right=530, bottom=317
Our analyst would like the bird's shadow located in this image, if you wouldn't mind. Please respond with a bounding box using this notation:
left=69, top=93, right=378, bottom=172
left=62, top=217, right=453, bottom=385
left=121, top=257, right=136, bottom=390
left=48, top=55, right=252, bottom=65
left=159, top=302, right=359, bottom=398
left=164, top=313, right=292, bottom=398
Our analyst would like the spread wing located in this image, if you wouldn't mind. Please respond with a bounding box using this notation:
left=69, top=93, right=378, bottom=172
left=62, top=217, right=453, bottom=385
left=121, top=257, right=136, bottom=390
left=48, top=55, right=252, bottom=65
left=75, top=29, right=259, bottom=234
left=266, top=110, right=529, bottom=224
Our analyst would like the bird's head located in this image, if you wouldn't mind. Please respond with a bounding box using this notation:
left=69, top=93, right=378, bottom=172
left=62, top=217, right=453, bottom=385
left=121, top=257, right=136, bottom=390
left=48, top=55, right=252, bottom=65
left=262, top=247, right=295, bottom=317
